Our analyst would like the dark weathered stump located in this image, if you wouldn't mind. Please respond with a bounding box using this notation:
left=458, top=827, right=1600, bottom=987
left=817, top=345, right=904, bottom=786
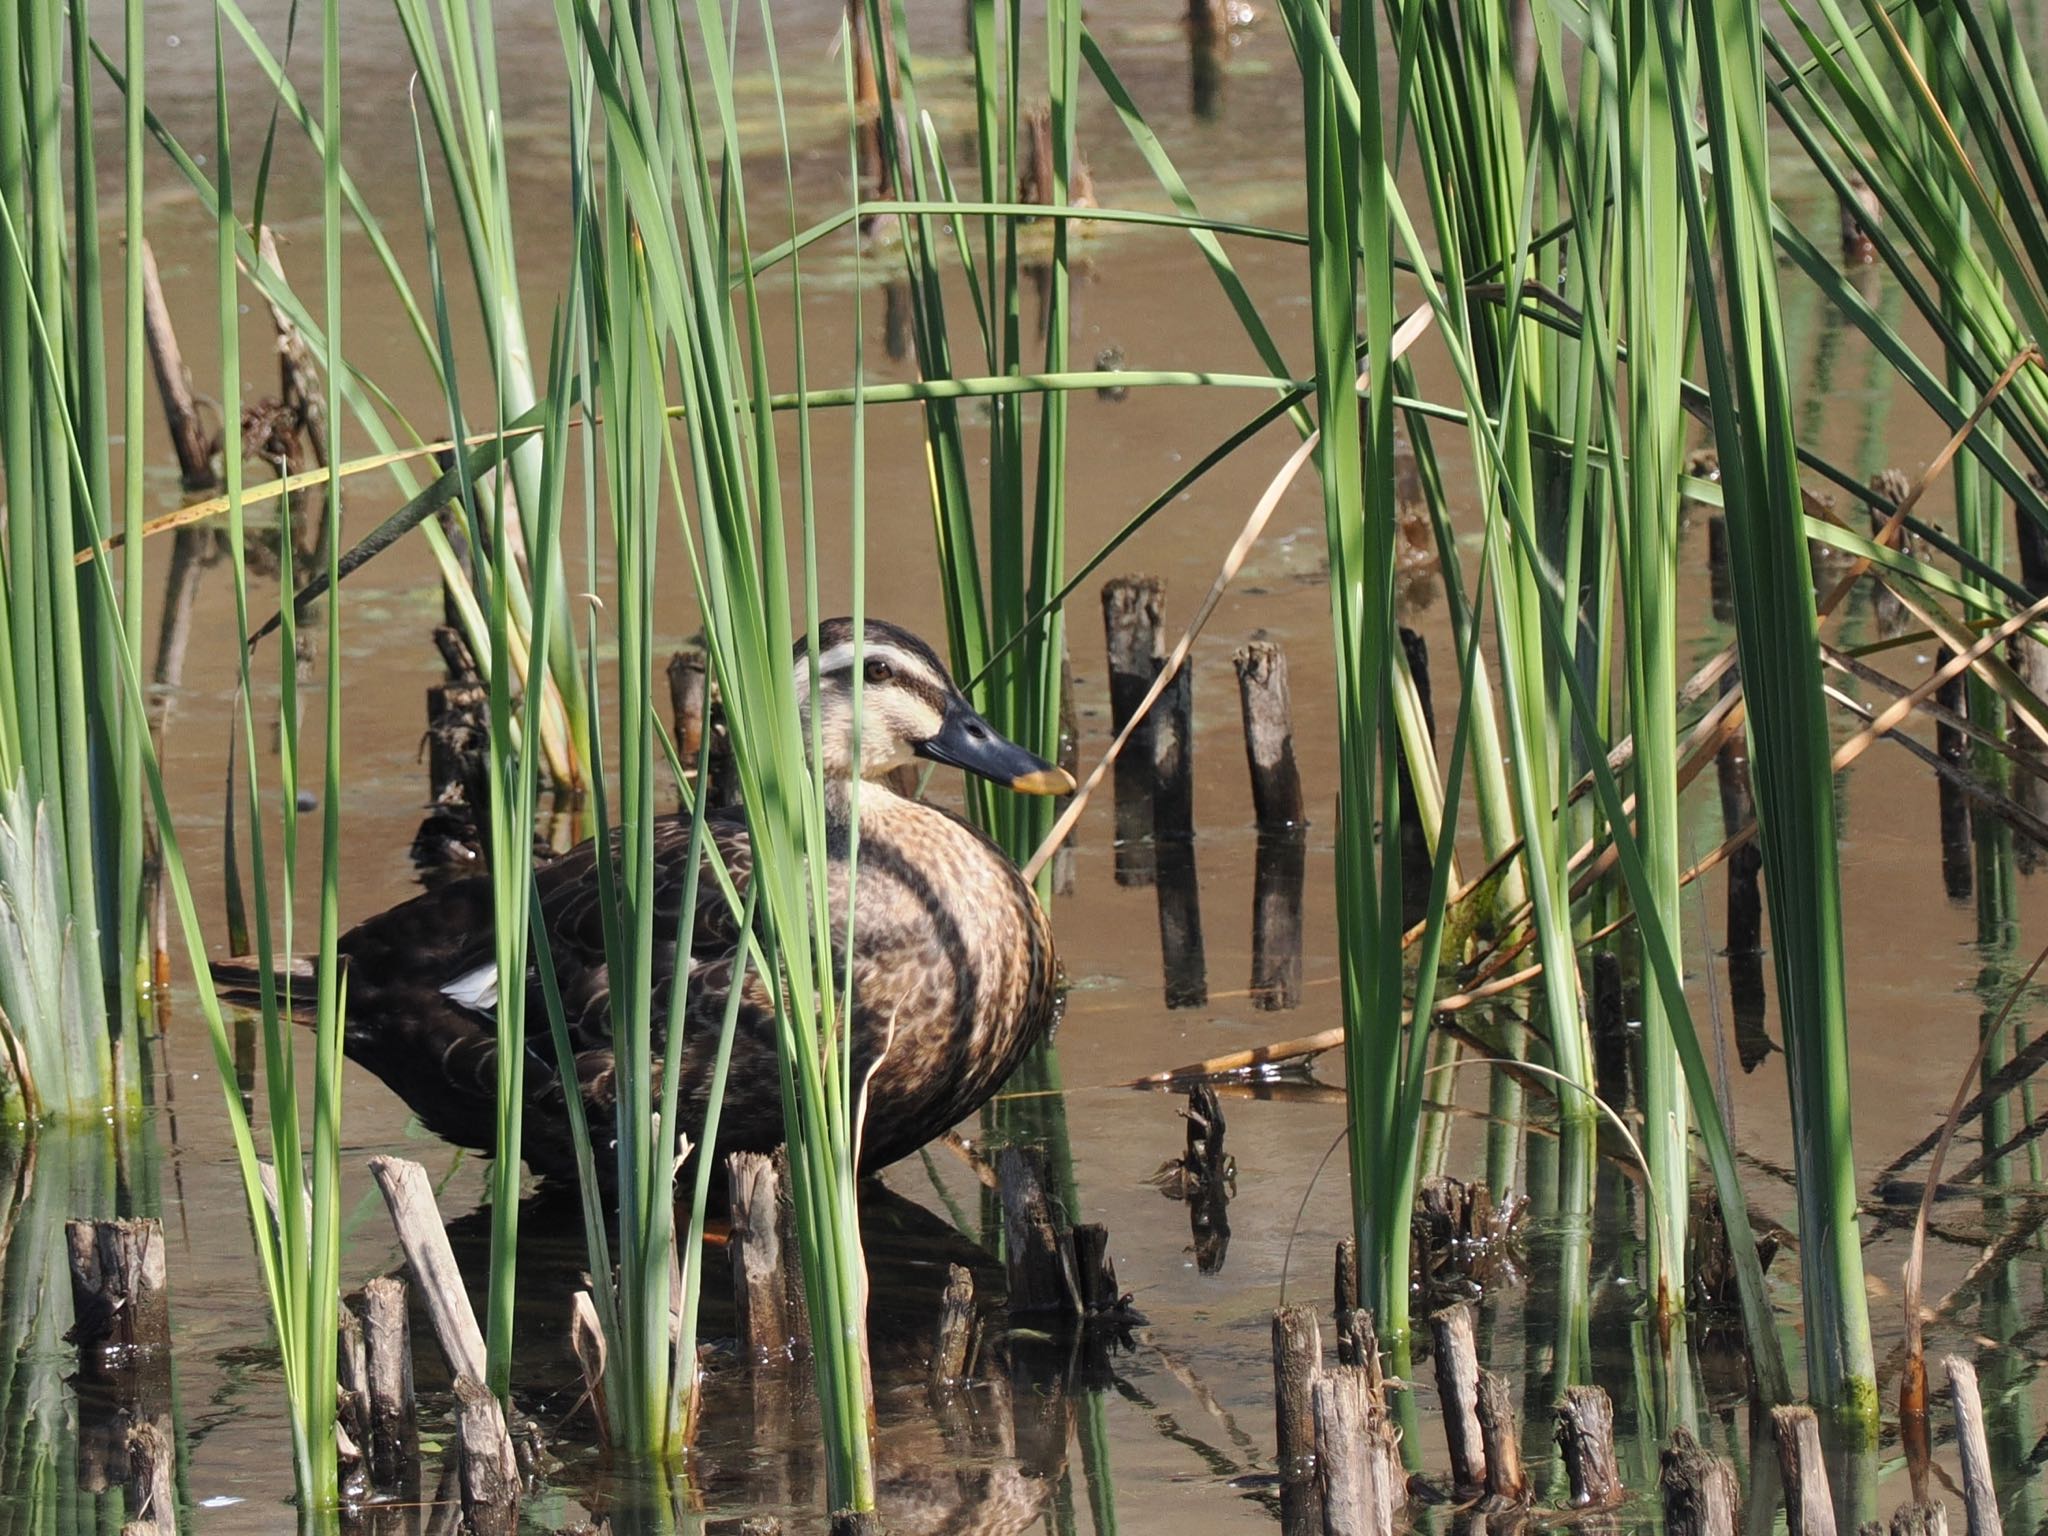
left=1944, top=1357, right=2001, bottom=1536
left=1251, top=830, right=1306, bottom=1013
left=1234, top=638, right=1304, bottom=831
left=1271, top=1306, right=1322, bottom=1491
left=1661, top=1426, right=1740, bottom=1536
left=728, top=1150, right=793, bottom=1361
left=1156, top=837, right=1208, bottom=1008
left=338, top=1302, right=370, bottom=1470
left=1555, top=1385, right=1624, bottom=1509
left=66, top=1218, right=171, bottom=1374
left=1103, top=576, right=1165, bottom=885
left=363, top=1274, right=417, bottom=1486
left=1429, top=1301, right=1487, bottom=1494
left=1335, top=1238, right=1359, bottom=1318
left=997, top=1145, right=1076, bottom=1318
left=1772, top=1404, right=1836, bottom=1536
left=1153, top=654, right=1195, bottom=842
left=1314, top=1365, right=1397, bottom=1536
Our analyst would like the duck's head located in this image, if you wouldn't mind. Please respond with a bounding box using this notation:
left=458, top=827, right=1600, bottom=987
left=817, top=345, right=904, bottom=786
left=795, top=618, right=1076, bottom=795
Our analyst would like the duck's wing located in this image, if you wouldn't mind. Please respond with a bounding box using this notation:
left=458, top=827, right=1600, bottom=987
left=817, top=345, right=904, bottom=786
left=517, top=806, right=756, bottom=1050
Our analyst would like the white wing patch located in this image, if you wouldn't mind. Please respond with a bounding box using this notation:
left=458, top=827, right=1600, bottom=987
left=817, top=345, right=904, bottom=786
left=442, top=963, right=499, bottom=1014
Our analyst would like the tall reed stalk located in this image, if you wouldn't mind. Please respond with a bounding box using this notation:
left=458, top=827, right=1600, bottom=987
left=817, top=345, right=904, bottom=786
left=0, top=0, right=144, bottom=1125
left=1665, top=0, right=1877, bottom=1429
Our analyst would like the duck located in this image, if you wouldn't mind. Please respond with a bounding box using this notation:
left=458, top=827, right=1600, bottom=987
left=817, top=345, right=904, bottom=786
left=213, top=618, right=1073, bottom=1186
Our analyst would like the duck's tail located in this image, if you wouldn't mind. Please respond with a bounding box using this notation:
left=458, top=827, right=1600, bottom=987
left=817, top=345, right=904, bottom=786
left=207, top=956, right=321, bottom=1021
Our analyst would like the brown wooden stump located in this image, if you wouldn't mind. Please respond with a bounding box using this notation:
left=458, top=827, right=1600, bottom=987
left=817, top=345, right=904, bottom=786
left=1152, top=651, right=1196, bottom=842
left=1555, top=1385, right=1624, bottom=1509
left=1234, top=637, right=1304, bottom=830
left=363, top=1274, right=418, bottom=1486
left=1476, top=1369, right=1528, bottom=1505
left=455, top=1373, right=520, bottom=1536
left=66, top=1219, right=171, bottom=1374
left=1772, top=1405, right=1836, bottom=1536
left=1314, top=1365, right=1397, bottom=1536
left=1429, top=1300, right=1487, bottom=1494
left=1103, top=575, right=1165, bottom=885
left=1271, top=1305, right=1321, bottom=1489
left=1661, top=1426, right=1740, bottom=1536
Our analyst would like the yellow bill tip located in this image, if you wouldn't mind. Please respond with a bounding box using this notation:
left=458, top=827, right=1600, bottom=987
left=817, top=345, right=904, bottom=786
left=1011, top=766, right=1076, bottom=796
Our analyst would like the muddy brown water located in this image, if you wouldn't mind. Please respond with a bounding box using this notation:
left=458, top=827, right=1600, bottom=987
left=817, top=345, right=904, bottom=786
left=6, top=1, right=2048, bottom=1531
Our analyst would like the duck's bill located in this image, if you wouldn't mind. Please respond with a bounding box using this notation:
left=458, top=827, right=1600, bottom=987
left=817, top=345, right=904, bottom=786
left=917, top=700, right=1077, bottom=795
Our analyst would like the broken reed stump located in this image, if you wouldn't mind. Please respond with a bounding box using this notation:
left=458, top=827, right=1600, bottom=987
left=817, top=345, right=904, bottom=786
left=1103, top=575, right=1166, bottom=885
left=728, top=1149, right=797, bottom=1362
left=1235, top=637, right=1305, bottom=830
left=1943, top=1357, right=2001, bottom=1536
left=997, top=1145, right=1077, bottom=1319
left=122, top=1418, right=177, bottom=1536
left=1429, top=1301, right=1488, bottom=1495
left=66, top=1218, right=171, bottom=1375
left=1476, top=1369, right=1529, bottom=1505
left=367, top=1156, right=517, bottom=1502
left=1772, top=1405, right=1837, bottom=1536
left=1661, top=1426, right=1741, bottom=1536
left=929, top=1264, right=977, bottom=1392
left=455, top=1373, right=521, bottom=1536
left=1313, top=1365, right=1399, bottom=1536
left=1271, top=1305, right=1321, bottom=1494
left=363, top=1274, right=418, bottom=1487
left=1555, top=1385, right=1624, bottom=1509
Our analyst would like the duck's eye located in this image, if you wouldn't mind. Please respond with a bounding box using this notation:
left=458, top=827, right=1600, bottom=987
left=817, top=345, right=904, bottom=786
left=863, top=657, right=894, bottom=685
